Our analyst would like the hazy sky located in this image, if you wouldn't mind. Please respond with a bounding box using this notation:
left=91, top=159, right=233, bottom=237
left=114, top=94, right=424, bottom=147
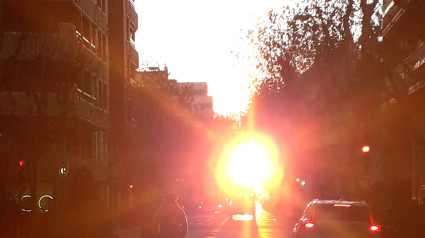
left=135, top=0, right=293, bottom=116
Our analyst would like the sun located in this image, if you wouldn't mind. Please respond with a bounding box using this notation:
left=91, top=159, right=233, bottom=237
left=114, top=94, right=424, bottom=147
left=215, top=131, right=283, bottom=195
left=227, top=142, right=272, bottom=189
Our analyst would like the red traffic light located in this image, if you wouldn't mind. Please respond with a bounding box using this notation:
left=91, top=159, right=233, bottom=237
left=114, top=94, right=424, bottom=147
left=18, top=160, right=25, bottom=167
left=362, top=145, right=370, bottom=153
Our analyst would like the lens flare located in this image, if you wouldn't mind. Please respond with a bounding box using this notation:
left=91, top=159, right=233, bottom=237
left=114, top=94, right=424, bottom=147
left=227, top=142, right=272, bottom=188
left=215, top=131, right=283, bottom=196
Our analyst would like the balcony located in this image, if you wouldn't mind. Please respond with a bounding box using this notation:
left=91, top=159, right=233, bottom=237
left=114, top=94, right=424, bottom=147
left=0, top=24, right=109, bottom=128
left=126, top=0, right=138, bottom=29
left=128, top=0, right=136, bottom=9
left=127, top=40, right=139, bottom=67
left=73, top=0, right=108, bottom=31
left=383, top=1, right=405, bottom=37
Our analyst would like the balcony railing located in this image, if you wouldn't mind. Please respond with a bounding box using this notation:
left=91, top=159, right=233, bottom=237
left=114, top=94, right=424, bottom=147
left=382, top=3, right=405, bottom=36
left=75, top=30, right=96, bottom=53
left=129, top=0, right=135, bottom=9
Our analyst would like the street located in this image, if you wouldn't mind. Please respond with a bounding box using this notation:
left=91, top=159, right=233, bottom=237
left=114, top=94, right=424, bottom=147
left=2, top=1, right=425, bottom=238
left=187, top=203, right=292, bottom=238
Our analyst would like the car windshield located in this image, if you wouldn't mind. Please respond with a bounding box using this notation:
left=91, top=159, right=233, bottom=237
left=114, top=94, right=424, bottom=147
left=314, top=204, right=370, bottom=222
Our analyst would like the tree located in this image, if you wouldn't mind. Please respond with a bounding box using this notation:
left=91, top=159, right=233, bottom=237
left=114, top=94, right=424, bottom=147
left=248, top=0, right=382, bottom=96
left=244, top=0, right=384, bottom=199
left=124, top=73, right=199, bottom=195
left=204, top=114, right=237, bottom=186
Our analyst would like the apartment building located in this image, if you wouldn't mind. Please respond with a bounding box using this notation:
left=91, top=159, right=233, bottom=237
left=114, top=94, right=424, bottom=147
left=178, top=82, right=214, bottom=123
left=108, top=0, right=139, bottom=211
left=379, top=0, right=425, bottom=205
left=135, top=67, right=213, bottom=123
left=0, top=0, right=110, bottom=234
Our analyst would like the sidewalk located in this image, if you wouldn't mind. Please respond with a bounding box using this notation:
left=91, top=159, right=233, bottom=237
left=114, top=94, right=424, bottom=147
left=115, top=213, right=141, bottom=238
left=116, top=213, right=221, bottom=238
left=117, top=225, right=141, bottom=238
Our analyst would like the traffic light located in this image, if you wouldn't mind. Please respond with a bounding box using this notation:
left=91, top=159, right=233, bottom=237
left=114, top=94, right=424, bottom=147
left=296, top=178, right=306, bottom=186
left=362, top=145, right=370, bottom=154
left=17, top=159, right=29, bottom=197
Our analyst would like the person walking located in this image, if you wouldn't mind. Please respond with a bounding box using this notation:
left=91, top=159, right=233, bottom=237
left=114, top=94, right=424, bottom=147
left=152, top=193, right=188, bottom=238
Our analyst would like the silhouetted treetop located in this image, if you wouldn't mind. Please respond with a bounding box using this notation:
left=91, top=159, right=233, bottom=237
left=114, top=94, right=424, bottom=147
left=248, top=0, right=382, bottom=93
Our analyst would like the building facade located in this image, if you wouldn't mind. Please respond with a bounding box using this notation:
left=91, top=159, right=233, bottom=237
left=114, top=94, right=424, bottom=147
left=178, top=82, right=214, bottom=124
left=0, top=0, right=119, bottom=236
left=108, top=0, right=140, bottom=214
left=378, top=0, right=425, bottom=206
left=133, top=67, right=214, bottom=202
left=134, top=67, right=213, bottom=124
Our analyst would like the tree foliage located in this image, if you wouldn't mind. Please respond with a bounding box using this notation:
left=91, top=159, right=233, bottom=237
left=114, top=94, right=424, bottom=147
left=242, top=0, right=385, bottom=198
left=248, top=0, right=382, bottom=95
left=123, top=77, right=203, bottom=193
left=245, top=0, right=383, bottom=129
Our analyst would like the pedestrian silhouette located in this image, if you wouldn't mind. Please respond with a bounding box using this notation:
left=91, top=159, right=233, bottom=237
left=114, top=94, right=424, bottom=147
left=152, top=193, right=188, bottom=238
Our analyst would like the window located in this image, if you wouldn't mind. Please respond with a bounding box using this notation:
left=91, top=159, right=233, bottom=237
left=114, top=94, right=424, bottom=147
left=129, top=0, right=135, bottom=9
left=97, top=81, right=108, bottom=110
left=102, top=34, right=107, bottom=62
left=96, top=131, right=108, bottom=164
left=97, top=78, right=101, bottom=107
left=98, top=32, right=108, bottom=61
left=314, top=205, right=370, bottom=222
left=100, top=0, right=106, bottom=13
left=104, top=185, right=110, bottom=208
left=97, top=30, right=103, bottom=58
left=130, top=28, right=135, bottom=41
left=83, top=70, right=92, bottom=95
left=91, top=26, right=97, bottom=46
left=82, top=17, right=91, bottom=43
left=302, top=204, right=314, bottom=219
left=128, top=20, right=136, bottom=43
left=66, top=133, right=78, bottom=155
left=98, top=78, right=108, bottom=110
left=76, top=71, right=83, bottom=91
left=82, top=131, right=94, bottom=159
left=103, top=82, right=108, bottom=109
left=94, top=131, right=108, bottom=163
left=95, top=0, right=106, bottom=12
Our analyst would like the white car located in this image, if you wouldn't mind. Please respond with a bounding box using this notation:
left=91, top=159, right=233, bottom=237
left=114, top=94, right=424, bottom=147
left=292, top=199, right=382, bottom=238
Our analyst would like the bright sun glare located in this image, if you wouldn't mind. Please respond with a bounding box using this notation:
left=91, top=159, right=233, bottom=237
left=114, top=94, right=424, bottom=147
left=216, top=132, right=283, bottom=195
left=227, top=142, right=272, bottom=188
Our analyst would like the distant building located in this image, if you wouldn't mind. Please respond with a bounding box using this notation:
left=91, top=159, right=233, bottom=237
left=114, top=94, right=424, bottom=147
left=178, top=82, right=214, bottom=123
left=133, top=67, right=214, bottom=197
left=134, top=67, right=214, bottom=123
left=136, top=66, right=178, bottom=89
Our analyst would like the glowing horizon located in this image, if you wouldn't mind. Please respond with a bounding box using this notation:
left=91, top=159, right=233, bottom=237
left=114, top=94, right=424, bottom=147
left=215, top=131, right=284, bottom=196
left=135, top=0, right=297, bottom=116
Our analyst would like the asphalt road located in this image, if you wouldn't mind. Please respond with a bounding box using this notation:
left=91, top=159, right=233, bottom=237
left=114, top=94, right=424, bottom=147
left=187, top=203, right=293, bottom=238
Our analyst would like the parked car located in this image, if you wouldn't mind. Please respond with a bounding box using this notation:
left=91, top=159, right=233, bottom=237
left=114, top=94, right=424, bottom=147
left=292, top=199, right=382, bottom=238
